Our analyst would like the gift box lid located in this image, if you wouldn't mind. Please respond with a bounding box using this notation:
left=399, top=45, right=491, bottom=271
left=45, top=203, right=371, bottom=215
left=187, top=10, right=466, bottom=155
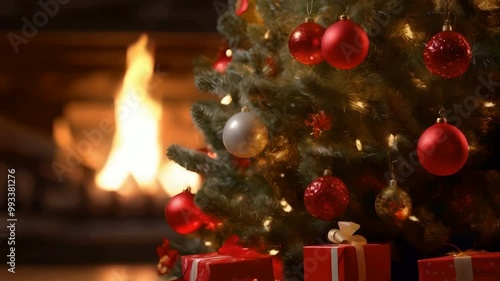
left=304, top=243, right=389, bottom=249
left=418, top=251, right=500, bottom=280
left=182, top=252, right=275, bottom=281
left=303, top=243, right=391, bottom=281
left=418, top=251, right=500, bottom=264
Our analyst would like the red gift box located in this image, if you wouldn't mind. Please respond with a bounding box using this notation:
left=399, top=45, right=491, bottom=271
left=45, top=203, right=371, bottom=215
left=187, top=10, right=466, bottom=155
left=181, top=252, right=274, bottom=281
left=418, top=252, right=500, bottom=281
left=303, top=244, right=391, bottom=281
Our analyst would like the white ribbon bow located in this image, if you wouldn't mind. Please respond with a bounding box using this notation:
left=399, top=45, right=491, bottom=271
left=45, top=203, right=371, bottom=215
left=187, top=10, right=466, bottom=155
left=327, top=221, right=367, bottom=246
left=327, top=222, right=368, bottom=281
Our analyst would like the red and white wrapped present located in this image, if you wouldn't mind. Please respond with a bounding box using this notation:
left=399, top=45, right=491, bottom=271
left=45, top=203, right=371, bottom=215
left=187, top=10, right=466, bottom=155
left=181, top=235, right=274, bottom=281
left=418, top=250, right=500, bottom=281
left=181, top=252, right=274, bottom=281
left=303, top=221, right=391, bottom=281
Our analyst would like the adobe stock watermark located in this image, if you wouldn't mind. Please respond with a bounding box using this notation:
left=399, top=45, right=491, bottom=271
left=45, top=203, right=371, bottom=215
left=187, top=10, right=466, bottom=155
left=51, top=118, right=114, bottom=182
left=285, top=235, right=331, bottom=281
left=230, top=100, right=296, bottom=157
left=51, top=72, right=165, bottom=182
left=384, top=72, right=500, bottom=184
left=365, top=0, right=404, bottom=38
left=213, top=0, right=230, bottom=16
left=338, top=0, right=404, bottom=65
left=7, top=0, right=70, bottom=54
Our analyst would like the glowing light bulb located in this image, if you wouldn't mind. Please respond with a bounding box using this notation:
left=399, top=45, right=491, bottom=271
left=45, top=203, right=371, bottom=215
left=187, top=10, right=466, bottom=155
left=263, top=218, right=272, bottom=230
left=221, top=94, right=233, bottom=105
left=280, top=199, right=293, bottom=213
left=269, top=249, right=279, bottom=256
left=356, top=101, right=366, bottom=108
left=408, top=215, right=419, bottom=222
left=388, top=134, right=396, bottom=148
left=355, top=139, right=363, bottom=151
left=403, top=24, right=414, bottom=39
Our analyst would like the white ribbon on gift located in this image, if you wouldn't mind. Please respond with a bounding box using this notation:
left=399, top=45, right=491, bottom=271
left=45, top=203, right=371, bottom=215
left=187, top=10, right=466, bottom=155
left=454, top=255, right=474, bottom=281
left=189, top=254, right=228, bottom=281
left=327, top=222, right=368, bottom=281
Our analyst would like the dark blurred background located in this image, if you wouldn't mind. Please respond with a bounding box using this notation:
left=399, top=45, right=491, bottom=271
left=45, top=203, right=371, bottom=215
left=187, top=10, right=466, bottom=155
left=0, top=0, right=219, bottom=32
left=0, top=1, right=223, bottom=280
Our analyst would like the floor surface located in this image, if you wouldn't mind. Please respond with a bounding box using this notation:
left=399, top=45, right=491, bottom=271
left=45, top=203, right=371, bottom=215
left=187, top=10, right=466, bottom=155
left=1, top=264, right=167, bottom=281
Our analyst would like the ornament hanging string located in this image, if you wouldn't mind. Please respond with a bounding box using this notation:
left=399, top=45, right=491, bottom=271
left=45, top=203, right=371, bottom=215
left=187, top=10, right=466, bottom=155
left=387, top=135, right=399, bottom=181
left=443, top=0, right=451, bottom=24
left=437, top=88, right=446, bottom=119
left=439, top=106, right=447, bottom=119
left=442, top=0, right=453, bottom=31
left=387, top=152, right=398, bottom=182
left=271, top=0, right=281, bottom=9
left=306, top=0, right=314, bottom=18
left=341, top=6, right=349, bottom=19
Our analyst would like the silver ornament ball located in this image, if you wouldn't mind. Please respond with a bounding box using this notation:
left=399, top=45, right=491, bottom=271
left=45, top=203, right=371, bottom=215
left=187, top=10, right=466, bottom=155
left=223, top=110, right=268, bottom=158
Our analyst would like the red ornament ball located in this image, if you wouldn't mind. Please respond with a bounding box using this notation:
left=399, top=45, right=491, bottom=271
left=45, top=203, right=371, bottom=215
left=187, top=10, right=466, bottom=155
left=213, top=44, right=232, bottom=73
left=288, top=21, right=325, bottom=65
left=235, top=0, right=249, bottom=16
left=321, top=18, right=370, bottom=69
left=304, top=175, right=349, bottom=221
left=417, top=122, right=469, bottom=176
left=165, top=189, right=203, bottom=234
left=423, top=31, right=472, bottom=79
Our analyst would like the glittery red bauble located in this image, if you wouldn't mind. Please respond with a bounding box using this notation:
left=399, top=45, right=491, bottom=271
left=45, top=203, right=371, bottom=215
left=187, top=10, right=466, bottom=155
left=213, top=44, right=232, bottom=73
left=288, top=21, right=325, bottom=65
left=321, top=18, right=369, bottom=69
left=304, top=175, right=349, bottom=221
left=165, top=190, right=203, bottom=234
left=423, top=31, right=472, bottom=79
left=417, top=122, right=469, bottom=176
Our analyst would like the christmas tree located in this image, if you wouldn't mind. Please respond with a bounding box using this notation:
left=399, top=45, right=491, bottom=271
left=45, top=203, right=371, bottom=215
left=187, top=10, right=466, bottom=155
left=162, top=0, right=500, bottom=280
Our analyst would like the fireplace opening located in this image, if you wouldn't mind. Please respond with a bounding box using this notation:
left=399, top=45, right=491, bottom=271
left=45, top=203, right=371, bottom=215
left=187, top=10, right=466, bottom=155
left=0, top=4, right=220, bottom=267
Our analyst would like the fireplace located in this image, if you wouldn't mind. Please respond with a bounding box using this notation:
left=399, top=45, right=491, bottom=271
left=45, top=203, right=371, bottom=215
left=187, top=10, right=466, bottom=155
left=0, top=31, right=220, bottom=264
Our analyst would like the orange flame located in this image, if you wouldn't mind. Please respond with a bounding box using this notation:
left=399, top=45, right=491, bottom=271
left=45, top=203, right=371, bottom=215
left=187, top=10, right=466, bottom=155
left=95, top=34, right=201, bottom=195
left=95, top=35, right=162, bottom=192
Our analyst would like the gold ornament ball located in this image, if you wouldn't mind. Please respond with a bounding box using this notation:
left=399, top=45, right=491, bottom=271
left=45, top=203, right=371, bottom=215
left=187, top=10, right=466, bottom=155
left=374, top=181, right=412, bottom=222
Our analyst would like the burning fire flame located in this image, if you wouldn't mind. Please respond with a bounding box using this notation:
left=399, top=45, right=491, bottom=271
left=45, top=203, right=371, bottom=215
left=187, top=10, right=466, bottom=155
left=52, top=34, right=202, bottom=196
left=96, top=34, right=162, bottom=192
left=87, top=34, right=201, bottom=195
